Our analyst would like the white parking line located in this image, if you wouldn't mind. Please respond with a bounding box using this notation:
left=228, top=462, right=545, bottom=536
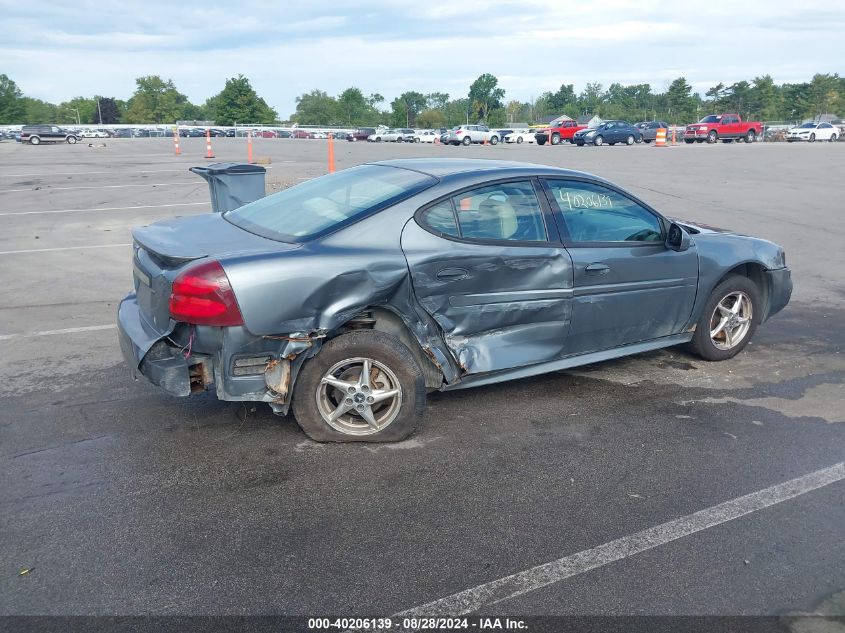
left=0, top=182, right=197, bottom=194
left=0, top=169, right=188, bottom=178
left=391, top=461, right=845, bottom=618
left=0, top=202, right=210, bottom=217
left=0, top=324, right=117, bottom=341
left=0, top=243, right=131, bottom=255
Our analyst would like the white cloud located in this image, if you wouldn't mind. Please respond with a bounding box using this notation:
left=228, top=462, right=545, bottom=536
left=0, top=0, right=841, bottom=115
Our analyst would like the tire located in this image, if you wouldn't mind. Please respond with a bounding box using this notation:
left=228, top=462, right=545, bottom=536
left=376, top=137, right=382, bottom=142
left=462, top=136, right=471, bottom=146
left=66, top=136, right=77, bottom=144
left=830, top=134, right=838, bottom=142
left=594, top=135, right=604, bottom=146
left=636, top=136, right=643, bottom=144
left=626, top=134, right=635, bottom=145
left=292, top=330, right=425, bottom=443
left=575, top=141, right=584, bottom=146
left=29, top=136, right=41, bottom=145
left=745, top=130, right=756, bottom=143
left=684, top=139, right=694, bottom=144
left=551, top=133, right=561, bottom=145
left=707, top=130, right=717, bottom=144
left=516, top=136, right=523, bottom=144
left=689, top=275, right=760, bottom=361
left=414, top=138, right=420, bottom=143
left=609, top=142, right=616, bottom=146
left=490, top=135, right=498, bottom=145
left=537, top=138, right=546, bottom=146
left=809, top=133, right=815, bottom=143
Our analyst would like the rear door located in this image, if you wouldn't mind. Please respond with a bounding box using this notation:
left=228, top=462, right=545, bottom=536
left=402, top=179, right=575, bottom=374
left=540, top=178, right=698, bottom=354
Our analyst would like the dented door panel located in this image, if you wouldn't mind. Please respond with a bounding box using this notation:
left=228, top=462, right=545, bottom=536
left=401, top=220, right=574, bottom=374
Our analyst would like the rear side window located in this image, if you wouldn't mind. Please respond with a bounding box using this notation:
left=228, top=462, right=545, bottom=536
left=419, top=180, right=548, bottom=242
left=543, top=180, right=662, bottom=244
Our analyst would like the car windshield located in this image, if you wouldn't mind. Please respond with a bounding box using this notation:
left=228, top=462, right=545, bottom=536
left=800, top=123, right=818, bottom=128
left=224, top=165, right=437, bottom=242
left=699, top=115, right=721, bottom=123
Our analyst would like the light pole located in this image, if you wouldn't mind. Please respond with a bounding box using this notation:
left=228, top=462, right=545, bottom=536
left=97, top=99, right=103, bottom=125
left=66, top=107, right=80, bottom=125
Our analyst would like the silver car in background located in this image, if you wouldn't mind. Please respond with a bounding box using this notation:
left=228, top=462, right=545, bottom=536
left=444, top=124, right=500, bottom=146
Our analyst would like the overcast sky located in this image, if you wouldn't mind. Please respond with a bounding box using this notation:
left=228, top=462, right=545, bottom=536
left=2, top=0, right=842, bottom=116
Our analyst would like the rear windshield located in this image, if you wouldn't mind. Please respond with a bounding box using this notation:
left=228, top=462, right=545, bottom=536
left=224, top=164, right=437, bottom=242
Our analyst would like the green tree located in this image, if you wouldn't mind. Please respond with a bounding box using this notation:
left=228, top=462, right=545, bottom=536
left=417, top=108, right=446, bottom=128
left=468, top=73, right=505, bottom=122
left=665, top=77, right=696, bottom=123
left=749, top=75, right=780, bottom=120
left=291, top=89, right=340, bottom=125
left=91, top=97, right=122, bottom=124
left=578, top=82, right=604, bottom=115
left=205, top=75, right=276, bottom=125
left=125, top=76, right=192, bottom=123
left=0, top=74, right=25, bottom=124
left=444, top=98, right=470, bottom=126
left=58, top=96, right=96, bottom=125
left=20, top=97, right=57, bottom=124
left=807, top=73, right=842, bottom=117
left=426, top=92, right=449, bottom=110
left=337, top=87, right=375, bottom=125
left=391, top=91, right=427, bottom=127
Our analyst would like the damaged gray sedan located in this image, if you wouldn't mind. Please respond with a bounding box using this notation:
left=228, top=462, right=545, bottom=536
left=118, top=158, right=792, bottom=442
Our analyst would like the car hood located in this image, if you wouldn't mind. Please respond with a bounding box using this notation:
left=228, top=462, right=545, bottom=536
left=132, top=212, right=299, bottom=261
left=669, top=217, right=737, bottom=235
left=788, top=127, right=812, bottom=133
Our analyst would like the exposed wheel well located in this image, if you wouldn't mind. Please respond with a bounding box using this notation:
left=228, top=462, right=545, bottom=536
left=336, top=307, right=444, bottom=389
left=715, top=262, right=770, bottom=318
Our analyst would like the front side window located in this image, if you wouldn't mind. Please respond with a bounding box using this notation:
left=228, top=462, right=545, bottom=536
left=543, top=180, right=662, bottom=244
left=225, top=165, right=436, bottom=242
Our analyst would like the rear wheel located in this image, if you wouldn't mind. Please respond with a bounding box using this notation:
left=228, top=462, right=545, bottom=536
left=292, top=331, right=425, bottom=443
left=690, top=275, right=760, bottom=361
left=66, top=136, right=77, bottom=144
left=462, top=136, right=471, bottom=146
left=29, top=136, right=41, bottom=145
left=684, top=139, right=694, bottom=144
left=830, top=133, right=838, bottom=142
left=746, top=129, right=756, bottom=143
left=626, top=134, right=635, bottom=145
left=490, top=135, right=498, bottom=145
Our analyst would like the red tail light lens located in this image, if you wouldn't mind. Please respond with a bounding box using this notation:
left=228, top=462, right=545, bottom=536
left=169, top=259, right=244, bottom=326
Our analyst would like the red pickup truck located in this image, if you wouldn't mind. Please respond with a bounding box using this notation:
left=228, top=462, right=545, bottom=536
left=535, top=120, right=587, bottom=145
left=684, top=114, right=762, bottom=144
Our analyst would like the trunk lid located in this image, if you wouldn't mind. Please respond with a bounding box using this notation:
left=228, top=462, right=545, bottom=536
left=131, top=213, right=298, bottom=333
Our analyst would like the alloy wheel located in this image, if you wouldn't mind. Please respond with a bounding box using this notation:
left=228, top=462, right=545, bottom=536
left=709, top=291, right=753, bottom=350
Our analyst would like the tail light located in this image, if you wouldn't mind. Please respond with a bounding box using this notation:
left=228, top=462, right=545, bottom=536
left=169, top=259, right=244, bottom=326
left=455, top=129, right=463, bottom=134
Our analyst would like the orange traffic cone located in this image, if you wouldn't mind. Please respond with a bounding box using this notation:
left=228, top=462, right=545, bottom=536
left=247, top=131, right=253, bottom=164
left=173, top=129, right=181, bottom=156
left=671, top=126, right=677, bottom=145
left=655, top=128, right=667, bottom=147
left=327, top=133, right=335, bottom=173
left=205, top=129, right=215, bottom=159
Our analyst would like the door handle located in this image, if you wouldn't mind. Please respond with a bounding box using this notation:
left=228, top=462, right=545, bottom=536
left=436, top=267, right=469, bottom=281
left=585, top=263, right=610, bottom=273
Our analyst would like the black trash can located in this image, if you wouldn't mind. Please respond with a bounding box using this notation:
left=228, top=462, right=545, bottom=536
left=189, top=162, right=267, bottom=213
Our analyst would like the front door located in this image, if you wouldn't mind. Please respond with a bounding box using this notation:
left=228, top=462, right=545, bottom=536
left=402, top=179, right=574, bottom=374
left=541, top=178, right=698, bottom=355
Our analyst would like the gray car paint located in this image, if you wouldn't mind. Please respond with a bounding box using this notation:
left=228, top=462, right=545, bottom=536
left=118, top=158, right=792, bottom=414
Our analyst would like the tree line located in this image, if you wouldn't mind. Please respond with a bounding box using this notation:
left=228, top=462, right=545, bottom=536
left=1, top=71, right=843, bottom=127
left=0, top=74, right=277, bottom=126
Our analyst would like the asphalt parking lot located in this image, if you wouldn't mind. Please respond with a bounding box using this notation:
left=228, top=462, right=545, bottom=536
left=1, top=137, right=843, bottom=625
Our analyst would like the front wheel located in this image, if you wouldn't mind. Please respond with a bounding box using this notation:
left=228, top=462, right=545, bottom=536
left=689, top=275, right=760, bottom=361
left=292, top=331, right=425, bottom=442
left=551, top=133, right=561, bottom=145
left=707, top=130, right=717, bottom=144
left=516, top=136, right=523, bottom=144
left=594, top=135, right=604, bottom=146
left=809, top=133, right=816, bottom=143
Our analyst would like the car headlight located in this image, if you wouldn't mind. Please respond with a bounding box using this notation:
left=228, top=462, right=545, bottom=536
left=584, top=131, right=595, bottom=137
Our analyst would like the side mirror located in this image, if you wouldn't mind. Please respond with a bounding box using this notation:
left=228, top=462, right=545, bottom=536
left=666, top=222, right=691, bottom=252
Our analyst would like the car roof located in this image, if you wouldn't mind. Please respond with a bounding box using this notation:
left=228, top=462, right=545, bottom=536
left=370, top=158, right=598, bottom=180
